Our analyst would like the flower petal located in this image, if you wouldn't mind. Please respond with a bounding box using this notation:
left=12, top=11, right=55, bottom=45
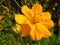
left=42, top=12, right=51, bottom=20
left=21, top=20, right=33, bottom=37
left=40, top=20, right=54, bottom=29
left=32, top=3, right=42, bottom=14
left=21, top=24, right=31, bottom=37
left=21, top=6, right=34, bottom=20
left=29, top=24, right=42, bottom=41
left=30, top=25, right=36, bottom=41
left=36, top=23, right=51, bottom=38
left=34, top=29, right=42, bottom=40
left=15, top=14, right=27, bottom=24
left=26, top=20, right=43, bottom=40
left=26, top=20, right=38, bottom=40
left=30, top=28, right=42, bottom=41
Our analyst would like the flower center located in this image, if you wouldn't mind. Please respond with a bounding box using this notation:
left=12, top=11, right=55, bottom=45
left=32, top=15, right=39, bottom=24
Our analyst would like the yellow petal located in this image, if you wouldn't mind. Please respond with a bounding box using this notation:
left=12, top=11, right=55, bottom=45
left=40, top=20, right=54, bottom=29
left=30, top=25, right=36, bottom=41
left=21, top=6, right=34, bottom=20
left=21, top=24, right=31, bottom=37
left=36, top=23, right=51, bottom=38
left=29, top=24, right=42, bottom=41
left=26, top=20, right=37, bottom=40
left=35, top=29, right=42, bottom=40
left=30, top=29, right=42, bottom=41
left=32, top=3, right=42, bottom=14
left=15, top=14, right=27, bottom=24
left=30, top=24, right=43, bottom=41
left=41, top=12, right=51, bottom=20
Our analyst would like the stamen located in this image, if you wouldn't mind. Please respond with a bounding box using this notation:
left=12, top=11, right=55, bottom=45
left=32, top=15, right=39, bottom=24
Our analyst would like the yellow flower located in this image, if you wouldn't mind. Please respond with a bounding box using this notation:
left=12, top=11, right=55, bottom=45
left=15, top=3, right=54, bottom=41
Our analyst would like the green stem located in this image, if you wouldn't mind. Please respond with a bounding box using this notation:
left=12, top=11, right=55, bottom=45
left=14, top=0, right=21, bottom=8
left=20, top=37, right=25, bottom=45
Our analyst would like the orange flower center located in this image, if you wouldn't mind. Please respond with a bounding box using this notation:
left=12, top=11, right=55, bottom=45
left=32, top=15, right=40, bottom=24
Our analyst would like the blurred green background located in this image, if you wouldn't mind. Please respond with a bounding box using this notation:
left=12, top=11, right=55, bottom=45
left=0, top=0, right=60, bottom=45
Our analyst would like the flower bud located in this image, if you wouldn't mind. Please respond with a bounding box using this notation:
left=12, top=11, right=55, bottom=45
left=12, top=24, right=21, bottom=34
